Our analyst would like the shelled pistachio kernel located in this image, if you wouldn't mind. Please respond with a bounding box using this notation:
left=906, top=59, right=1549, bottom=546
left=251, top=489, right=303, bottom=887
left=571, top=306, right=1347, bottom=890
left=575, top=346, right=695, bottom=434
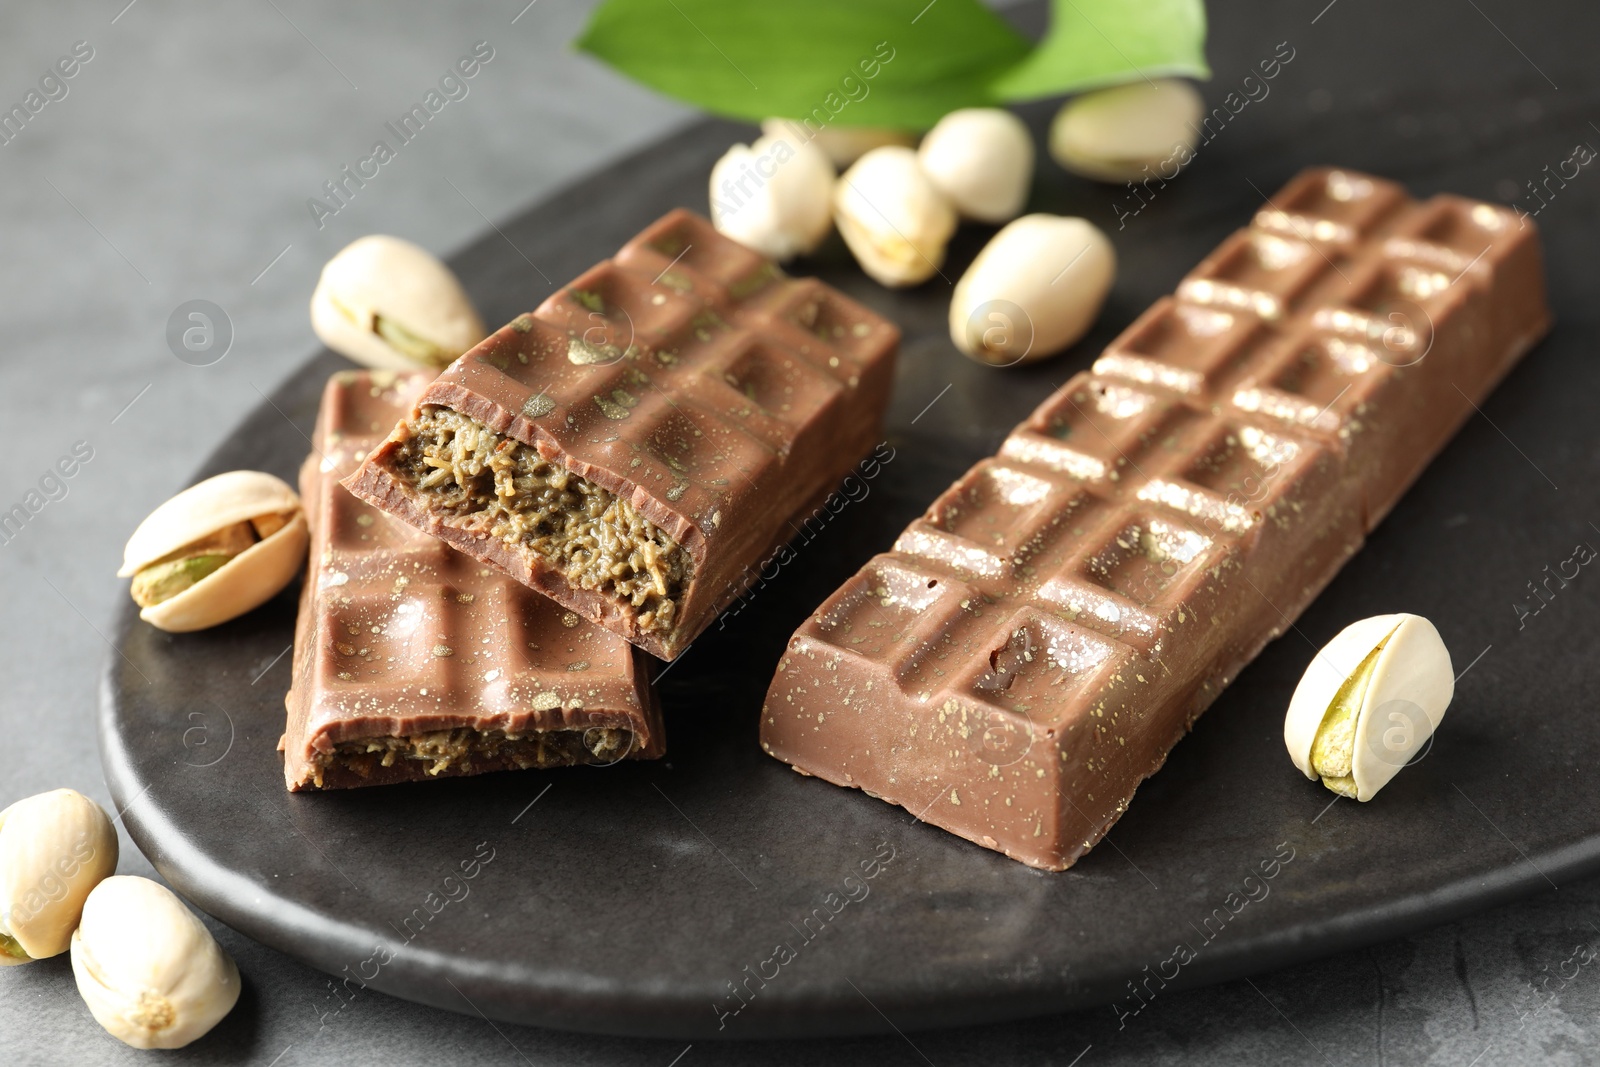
left=311, top=235, right=487, bottom=371
left=1283, top=613, right=1455, bottom=801
left=118, top=471, right=308, bottom=633
left=0, top=789, right=119, bottom=965
left=71, top=876, right=241, bottom=1049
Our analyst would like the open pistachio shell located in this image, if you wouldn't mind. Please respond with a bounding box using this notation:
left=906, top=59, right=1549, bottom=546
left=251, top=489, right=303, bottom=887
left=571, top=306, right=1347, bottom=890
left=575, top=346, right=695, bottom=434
left=120, top=471, right=308, bottom=634
left=0, top=789, right=119, bottom=964
left=310, top=235, right=486, bottom=371
left=1283, top=613, right=1455, bottom=801
left=71, top=876, right=241, bottom=1049
left=834, top=146, right=958, bottom=288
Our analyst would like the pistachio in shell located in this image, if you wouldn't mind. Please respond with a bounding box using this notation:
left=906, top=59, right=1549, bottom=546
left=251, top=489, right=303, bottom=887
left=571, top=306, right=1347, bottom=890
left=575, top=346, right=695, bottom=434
left=119, top=471, right=308, bottom=633
left=0, top=788, right=119, bottom=965
left=1283, top=613, right=1455, bottom=801
left=310, top=235, right=487, bottom=371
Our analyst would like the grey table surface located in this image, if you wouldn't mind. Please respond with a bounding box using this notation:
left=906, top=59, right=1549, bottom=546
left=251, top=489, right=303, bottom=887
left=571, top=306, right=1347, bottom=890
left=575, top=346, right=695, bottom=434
left=1, top=0, right=1596, bottom=1064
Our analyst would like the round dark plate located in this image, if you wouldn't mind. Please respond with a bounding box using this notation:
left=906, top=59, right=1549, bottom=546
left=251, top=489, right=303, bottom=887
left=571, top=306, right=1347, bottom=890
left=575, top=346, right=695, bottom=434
left=101, top=75, right=1600, bottom=1039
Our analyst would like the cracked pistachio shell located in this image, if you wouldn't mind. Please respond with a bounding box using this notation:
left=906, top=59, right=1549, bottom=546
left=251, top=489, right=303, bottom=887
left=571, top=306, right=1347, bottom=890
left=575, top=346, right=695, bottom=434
left=0, top=789, right=118, bottom=965
left=948, top=214, right=1115, bottom=365
left=119, top=471, right=308, bottom=634
left=71, top=876, right=241, bottom=1049
left=916, top=108, right=1034, bottom=223
left=1049, top=79, right=1203, bottom=183
left=310, top=235, right=486, bottom=371
left=709, top=131, right=835, bottom=261
left=1284, top=613, right=1455, bottom=802
left=834, top=146, right=958, bottom=288
left=763, top=120, right=915, bottom=167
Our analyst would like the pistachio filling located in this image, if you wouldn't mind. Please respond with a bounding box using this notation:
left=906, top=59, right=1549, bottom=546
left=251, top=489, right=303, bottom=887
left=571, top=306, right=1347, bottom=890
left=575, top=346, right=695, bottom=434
left=1309, top=627, right=1397, bottom=796
left=311, top=726, right=633, bottom=788
left=389, top=407, right=689, bottom=633
left=128, top=513, right=293, bottom=608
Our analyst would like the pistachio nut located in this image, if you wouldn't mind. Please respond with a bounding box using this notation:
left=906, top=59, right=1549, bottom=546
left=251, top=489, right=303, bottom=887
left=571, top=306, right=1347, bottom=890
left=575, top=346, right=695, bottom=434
left=709, top=131, right=835, bottom=261
left=311, top=235, right=487, bottom=371
left=0, top=789, right=118, bottom=965
left=915, top=108, right=1034, bottom=223
left=71, top=876, right=241, bottom=1049
left=119, top=471, right=308, bottom=633
left=1049, top=79, right=1204, bottom=183
left=948, top=214, right=1116, bottom=366
left=834, top=146, right=958, bottom=288
left=1284, top=613, right=1455, bottom=801
left=764, top=119, right=915, bottom=167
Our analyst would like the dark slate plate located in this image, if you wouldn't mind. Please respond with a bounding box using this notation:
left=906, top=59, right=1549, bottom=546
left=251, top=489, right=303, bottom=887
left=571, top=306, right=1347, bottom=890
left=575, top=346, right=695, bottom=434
left=100, top=18, right=1600, bottom=1039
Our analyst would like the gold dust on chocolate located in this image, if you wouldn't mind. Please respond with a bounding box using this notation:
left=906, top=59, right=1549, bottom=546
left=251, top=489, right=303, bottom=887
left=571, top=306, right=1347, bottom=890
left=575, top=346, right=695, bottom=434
left=762, top=168, right=1551, bottom=871
left=281, top=370, right=664, bottom=792
left=343, top=208, right=900, bottom=660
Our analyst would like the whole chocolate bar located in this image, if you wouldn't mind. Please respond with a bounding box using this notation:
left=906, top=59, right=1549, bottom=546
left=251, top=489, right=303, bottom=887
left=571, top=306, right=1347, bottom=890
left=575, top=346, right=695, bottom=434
left=761, top=169, right=1550, bottom=870
left=343, top=210, right=899, bottom=660
left=281, top=369, right=664, bottom=791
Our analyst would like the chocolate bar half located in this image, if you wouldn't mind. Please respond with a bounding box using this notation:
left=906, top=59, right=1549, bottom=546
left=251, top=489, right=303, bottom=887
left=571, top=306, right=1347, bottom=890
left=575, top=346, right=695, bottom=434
left=281, top=369, right=664, bottom=791
left=343, top=210, right=900, bottom=660
left=761, top=168, right=1550, bottom=870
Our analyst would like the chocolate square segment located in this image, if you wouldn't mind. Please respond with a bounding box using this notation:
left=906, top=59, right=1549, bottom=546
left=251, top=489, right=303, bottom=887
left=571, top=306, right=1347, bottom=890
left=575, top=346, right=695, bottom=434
left=343, top=211, right=899, bottom=660
left=281, top=370, right=663, bottom=792
left=762, top=168, right=1551, bottom=871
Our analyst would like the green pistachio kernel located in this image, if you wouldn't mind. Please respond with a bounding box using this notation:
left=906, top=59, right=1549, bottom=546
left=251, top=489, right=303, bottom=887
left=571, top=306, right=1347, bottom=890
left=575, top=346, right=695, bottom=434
left=374, top=315, right=453, bottom=368
left=130, top=554, right=233, bottom=608
left=0, top=932, right=31, bottom=963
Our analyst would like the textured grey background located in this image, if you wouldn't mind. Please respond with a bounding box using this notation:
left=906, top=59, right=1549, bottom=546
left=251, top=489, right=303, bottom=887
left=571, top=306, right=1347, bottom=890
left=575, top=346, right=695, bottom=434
left=0, top=0, right=1595, bottom=1064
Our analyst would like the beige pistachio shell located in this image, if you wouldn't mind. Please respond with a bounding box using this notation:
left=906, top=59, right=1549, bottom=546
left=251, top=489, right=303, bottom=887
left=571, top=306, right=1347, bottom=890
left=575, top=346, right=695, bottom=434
left=834, top=146, right=958, bottom=288
left=1284, top=613, right=1455, bottom=801
left=763, top=120, right=915, bottom=167
left=916, top=108, right=1034, bottom=223
left=0, top=789, right=119, bottom=965
left=138, top=513, right=308, bottom=633
left=71, top=876, right=241, bottom=1049
left=1049, top=79, right=1204, bottom=183
left=310, top=235, right=486, bottom=371
left=949, top=214, right=1116, bottom=365
left=709, top=132, right=835, bottom=261
left=120, top=472, right=308, bottom=634
left=119, top=471, right=301, bottom=576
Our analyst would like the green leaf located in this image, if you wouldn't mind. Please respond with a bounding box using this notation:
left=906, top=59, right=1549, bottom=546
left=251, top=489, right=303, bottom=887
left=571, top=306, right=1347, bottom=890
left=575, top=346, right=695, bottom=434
left=991, top=0, right=1209, bottom=101
left=575, top=0, right=1033, bottom=130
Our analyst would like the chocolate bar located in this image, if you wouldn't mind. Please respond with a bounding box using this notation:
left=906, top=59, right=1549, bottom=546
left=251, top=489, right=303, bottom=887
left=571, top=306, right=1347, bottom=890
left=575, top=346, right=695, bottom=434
left=343, top=210, right=900, bottom=660
left=281, top=369, right=664, bottom=791
left=761, top=168, right=1550, bottom=870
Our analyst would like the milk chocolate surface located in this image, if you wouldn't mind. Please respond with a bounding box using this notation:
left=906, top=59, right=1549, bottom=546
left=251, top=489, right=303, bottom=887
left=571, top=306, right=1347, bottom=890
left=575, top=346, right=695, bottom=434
left=343, top=210, right=900, bottom=660
left=762, top=168, right=1551, bottom=870
left=282, top=369, right=663, bottom=791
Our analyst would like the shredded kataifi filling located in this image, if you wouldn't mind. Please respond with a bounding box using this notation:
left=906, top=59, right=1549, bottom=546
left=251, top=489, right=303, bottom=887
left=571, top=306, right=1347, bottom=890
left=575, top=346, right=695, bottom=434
left=389, top=406, right=688, bottom=632
left=312, top=726, right=633, bottom=787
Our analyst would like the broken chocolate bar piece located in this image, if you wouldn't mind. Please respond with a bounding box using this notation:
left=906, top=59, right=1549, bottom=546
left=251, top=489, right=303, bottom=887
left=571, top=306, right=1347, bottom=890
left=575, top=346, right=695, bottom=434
left=342, top=209, right=899, bottom=660
left=761, top=168, right=1550, bottom=870
left=281, top=369, right=664, bottom=791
